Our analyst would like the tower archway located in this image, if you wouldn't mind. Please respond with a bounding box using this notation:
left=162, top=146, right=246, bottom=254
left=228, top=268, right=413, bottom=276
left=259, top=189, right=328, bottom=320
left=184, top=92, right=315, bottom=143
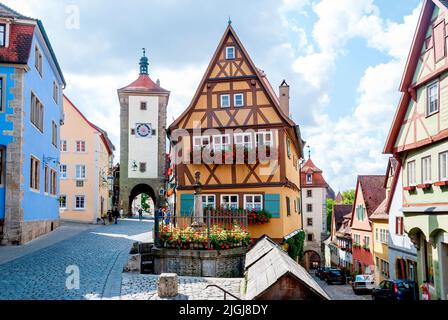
left=129, top=184, right=157, bottom=216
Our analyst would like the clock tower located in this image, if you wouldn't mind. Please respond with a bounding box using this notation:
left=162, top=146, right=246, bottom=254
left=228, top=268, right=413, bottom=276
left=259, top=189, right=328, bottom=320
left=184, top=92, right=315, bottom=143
left=117, top=49, right=170, bottom=213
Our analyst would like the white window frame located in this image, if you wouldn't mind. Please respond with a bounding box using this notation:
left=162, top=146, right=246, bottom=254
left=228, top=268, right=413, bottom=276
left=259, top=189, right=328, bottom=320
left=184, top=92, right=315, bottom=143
left=30, top=156, right=40, bottom=191
left=244, top=194, right=263, bottom=211
left=193, top=136, right=211, bottom=149
left=440, top=151, right=448, bottom=181
left=422, top=156, right=432, bottom=183
left=212, top=134, right=231, bottom=151
left=427, top=81, right=439, bottom=116
left=234, top=93, right=244, bottom=107
left=60, top=140, right=68, bottom=152
left=75, top=141, right=86, bottom=153
left=201, top=194, right=216, bottom=209
left=234, top=133, right=252, bottom=148
left=226, top=46, right=235, bottom=60
left=220, top=194, right=239, bottom=209
left=0, top=24, right=6, bottom=47
left=306, top=173, right=313, bottom=184
left=220, top=94, right=230, bottom=108
left=60, top=164, right=67, bottom=180
left=75, top=165, right=86, bottom=180
left=59, top=194, right=67, bottom=210
left=256, top=131, right=274, bottom=147
left=74, top=195, right=86, bottom=210
left=407, top=160, right=416, bottom=186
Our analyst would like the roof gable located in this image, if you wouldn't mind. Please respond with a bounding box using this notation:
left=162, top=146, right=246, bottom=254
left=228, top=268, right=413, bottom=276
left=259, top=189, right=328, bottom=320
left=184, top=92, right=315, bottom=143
left=300, top=158, right=328, bottom=188
left=169, top=24, right=295, bottom=131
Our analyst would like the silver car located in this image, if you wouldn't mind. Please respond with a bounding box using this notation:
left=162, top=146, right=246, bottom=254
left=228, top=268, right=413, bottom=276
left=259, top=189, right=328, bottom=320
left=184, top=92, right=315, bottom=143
left=352, top=275, right=376, bottom=294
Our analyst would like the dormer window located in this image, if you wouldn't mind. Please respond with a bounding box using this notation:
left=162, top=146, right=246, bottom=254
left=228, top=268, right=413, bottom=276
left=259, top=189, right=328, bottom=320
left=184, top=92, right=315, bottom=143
left=0, top=24, right=6, bottom=47
left=226, top=46, right=235, bottom=60
left=306, top=173, right=313, bottom=184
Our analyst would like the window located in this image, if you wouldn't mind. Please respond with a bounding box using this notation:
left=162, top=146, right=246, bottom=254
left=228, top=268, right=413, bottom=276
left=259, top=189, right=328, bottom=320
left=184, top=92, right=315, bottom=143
left=50, top=169, right=57, bottom=195
left=52, top=121, right=58, bottom=147
left=306, top=174, right=313, bottom=184
left=440, top=151, right=448, bottom=181
left=396, top=217, right=404, bottom=236
left=0, top=147, right=4, bottom=186
left=75, top=196, right=86, bottom=210
left=60, top=164, right=67, bottom=179
left=59, top=195, right=67, bottom=209
left=363, top=236, right=370, bottom=249
left=234, top=93, right=244, bottom=107
left=286, top=138, right=291, bottom=158
left=35, top=45, right=43, bottom=76
left=75, top=165, right=86, bottom=180
left=139, top=162, right=146, bottom=173
left=44, top=165, right=49, bottom=193
left=307, top=218, right=313, bottom=226
left=379, top=229, right=388, bottom=244
left=30, top=156, right=40, bottom=190
left=356, top=205, right=365, bottom=221
left=220, top=94, right=230, bottom=108
left=434, top=21, right=446, bottom=62
left=0, top=24, right=5, bottom=47
left=307, top=204, right=312, bottom=212
left=76, top=180, right=84, bottom=188
left=256, top=132, right=273, bottom=147
left=286, top=197, right=291, bottom=216
left=407, top=161, right=416, bottom=186
left=375, top=228, right=379, bottom=242
left=60, top=140, right=67, bottom=152
left=221, top=195, right=239, bottom=209
left=427, top=82, right=439, bottom=116
left=234, top=133, right=252, bottom=148
left=307, top=233, right=313, bottom=242
left=354, top=234, right=361, bottom=245
left=244, top=195, right=263, bottom=211
left=381, top=260, right=390, bottom=278
left=307, top=190, right=312, bottom=198
left=226, top=46, right=235, bottom=60
left=0, top=77, right=4, bottom=111
left=202, top=194, right=216, bottom=209
left=424, top=241, right=434, bottom=285
left=76, top=141, right=86, bottom=153
left=53, top=81, right=58, bottom=104
left=30, top=93, right=44, bottom=132
left=421, top=156, right=432, bottom=183
left=213, top=134, right=230, bottom=151
left=193, top=136, right=211, bottom=150
left=140, top=102, right=147, bottom=110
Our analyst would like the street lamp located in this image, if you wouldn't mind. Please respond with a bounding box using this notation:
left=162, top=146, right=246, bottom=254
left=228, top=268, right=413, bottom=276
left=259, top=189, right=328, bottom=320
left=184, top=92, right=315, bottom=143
left=131, top=160, right=138, bottom=172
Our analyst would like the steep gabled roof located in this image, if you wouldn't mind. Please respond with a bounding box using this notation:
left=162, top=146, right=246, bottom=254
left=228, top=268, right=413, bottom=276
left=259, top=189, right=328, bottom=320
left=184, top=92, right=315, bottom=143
left=169, top=24, right=296, bottom=131
left=370, top=199, right=389, bottom=221
left=0, top=3, right=32, bottom=19
left=384, top=0, right=448, bottom=154
left=335, top=192, right=343, bottom=203
left=301, top=158, right=329, bottom=188
left=118, top=74, right=169, bottom=94
left=358, top=175, right=387, bottom=216
left=63, top=95, right=115, bottom=155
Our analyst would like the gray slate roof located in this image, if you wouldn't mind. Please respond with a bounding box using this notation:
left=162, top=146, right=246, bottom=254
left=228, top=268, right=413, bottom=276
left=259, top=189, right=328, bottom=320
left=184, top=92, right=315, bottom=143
left=245, top=236, right=330, bottom=300
left=0, top=3, right=33, bottom=20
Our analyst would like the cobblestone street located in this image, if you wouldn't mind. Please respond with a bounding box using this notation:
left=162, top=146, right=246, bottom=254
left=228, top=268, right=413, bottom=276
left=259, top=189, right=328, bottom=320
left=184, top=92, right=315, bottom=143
left=121, top=274, right=242, bottom=300
left=0, top=220, right=152, bottom=300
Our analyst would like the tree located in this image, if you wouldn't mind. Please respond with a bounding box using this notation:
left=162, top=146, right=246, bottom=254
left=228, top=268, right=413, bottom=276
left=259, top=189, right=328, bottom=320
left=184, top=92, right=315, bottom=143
left=342, top=190, right=356, bottom=204
left=141, top=193, right=150, bottom=212
left=326, top=198, right=335, bottom=234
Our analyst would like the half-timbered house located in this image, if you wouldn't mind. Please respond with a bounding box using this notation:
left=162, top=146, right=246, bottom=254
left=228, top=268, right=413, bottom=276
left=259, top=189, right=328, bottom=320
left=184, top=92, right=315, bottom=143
left=168, top=24, right=305, bottom=242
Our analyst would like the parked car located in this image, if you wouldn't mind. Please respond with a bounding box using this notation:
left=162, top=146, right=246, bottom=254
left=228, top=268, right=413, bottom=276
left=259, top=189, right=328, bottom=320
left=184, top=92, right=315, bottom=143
left=372, top=280, right=419, bottom=301
left=326, top=269, right=346, bottom=285
left=316, top=267, right=332, bottom=280
left=352, top=275, right=376, bottom=294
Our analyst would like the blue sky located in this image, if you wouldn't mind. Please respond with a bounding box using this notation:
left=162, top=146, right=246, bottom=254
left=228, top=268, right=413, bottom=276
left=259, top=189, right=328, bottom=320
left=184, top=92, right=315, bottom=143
left=6, top=0, right=424, bottom=191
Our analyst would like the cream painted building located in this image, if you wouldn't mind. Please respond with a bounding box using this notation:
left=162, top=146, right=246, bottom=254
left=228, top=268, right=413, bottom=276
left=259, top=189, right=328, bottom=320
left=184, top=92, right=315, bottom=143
left=59, top=96, right=115, bottom=223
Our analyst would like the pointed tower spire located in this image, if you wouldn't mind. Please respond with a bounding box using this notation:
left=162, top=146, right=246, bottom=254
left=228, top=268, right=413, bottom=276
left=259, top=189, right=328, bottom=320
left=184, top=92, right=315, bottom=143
left=228, top=15, right=232, bottom=25
left=307, top=146, right=311, bottom=159
left=139, top=48, right=149, bottom=75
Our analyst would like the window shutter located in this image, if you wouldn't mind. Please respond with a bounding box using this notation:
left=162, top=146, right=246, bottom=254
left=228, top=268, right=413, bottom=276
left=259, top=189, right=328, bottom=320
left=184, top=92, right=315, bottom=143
left=434, top=21, right=446, bottom=62
left=180, top=194, right=194, bottom=217
left=265, top=194, right=280, bottom=218
left=400, top=218, right=404, bottom=235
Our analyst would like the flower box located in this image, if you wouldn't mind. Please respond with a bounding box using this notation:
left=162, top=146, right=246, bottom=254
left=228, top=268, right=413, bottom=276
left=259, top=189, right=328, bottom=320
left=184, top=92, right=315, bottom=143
left=403, top=186, right=416, bottom=191
left=416, top=183, right=432, bottom=189
left=434, top=180, right=448, bottom=187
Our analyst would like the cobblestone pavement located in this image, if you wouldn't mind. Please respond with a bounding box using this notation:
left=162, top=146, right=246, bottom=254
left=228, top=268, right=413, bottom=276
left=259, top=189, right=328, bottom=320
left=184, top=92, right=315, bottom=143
left=121, top=273, right=243, bottom=300
left=310, top=271, right=372, bottom=300
left=0, top=220, right=153, bottom=300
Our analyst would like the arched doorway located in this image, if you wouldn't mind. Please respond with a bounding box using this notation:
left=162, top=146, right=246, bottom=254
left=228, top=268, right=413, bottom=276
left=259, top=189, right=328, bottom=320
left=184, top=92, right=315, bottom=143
left=303, top=250, right=321, bottom=270
left=129, top=184, right=157, bottom=218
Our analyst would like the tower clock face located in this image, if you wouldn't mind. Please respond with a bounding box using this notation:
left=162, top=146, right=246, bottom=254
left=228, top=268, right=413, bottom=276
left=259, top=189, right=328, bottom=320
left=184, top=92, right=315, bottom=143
left=136, top=123, right=152, bottom=137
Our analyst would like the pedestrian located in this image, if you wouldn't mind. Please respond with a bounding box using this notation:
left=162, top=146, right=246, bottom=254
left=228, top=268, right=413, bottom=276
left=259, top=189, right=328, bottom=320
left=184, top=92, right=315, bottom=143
left=138, top=207, right=143, bottom=221
left=119, top=208, right=124, bottom=219
left=113, top=208, right=120, bottom=225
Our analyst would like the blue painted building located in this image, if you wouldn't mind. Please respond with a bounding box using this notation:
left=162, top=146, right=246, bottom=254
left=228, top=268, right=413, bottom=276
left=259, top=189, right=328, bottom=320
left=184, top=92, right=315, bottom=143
left=0, top=4, right=65, bottom=245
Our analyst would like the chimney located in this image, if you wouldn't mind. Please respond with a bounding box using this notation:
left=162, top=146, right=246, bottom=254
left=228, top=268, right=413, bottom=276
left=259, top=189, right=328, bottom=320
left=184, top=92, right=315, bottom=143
left=279, top=80, right=290, bottom=117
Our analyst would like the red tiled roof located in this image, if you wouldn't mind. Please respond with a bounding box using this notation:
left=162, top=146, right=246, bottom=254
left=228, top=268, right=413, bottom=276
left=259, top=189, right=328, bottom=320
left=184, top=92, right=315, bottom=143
left=300, top=158, right=328, bottom=187
left=335, top=192, right=343, bottom=203
left=0, top=23, right=35, bottom=64
left=358, top=175, right=387, bottom=216
left=333, top=204, right=353, bottom=232
left=118, top=74, right=169, bottom=94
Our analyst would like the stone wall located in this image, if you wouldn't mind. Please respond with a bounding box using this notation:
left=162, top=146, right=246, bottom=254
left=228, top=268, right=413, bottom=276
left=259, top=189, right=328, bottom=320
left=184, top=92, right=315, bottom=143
left=153, top=247, right=247, bottom=278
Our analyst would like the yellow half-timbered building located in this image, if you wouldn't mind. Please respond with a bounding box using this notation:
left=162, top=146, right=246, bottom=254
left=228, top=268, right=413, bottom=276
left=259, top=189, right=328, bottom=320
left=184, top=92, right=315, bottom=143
left=168, top=24, right=305, bottom=242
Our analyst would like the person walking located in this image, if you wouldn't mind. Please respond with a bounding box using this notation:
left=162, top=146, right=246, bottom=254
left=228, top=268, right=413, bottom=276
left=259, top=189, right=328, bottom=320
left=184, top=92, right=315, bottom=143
left=113, top=208, right=120, bottom=225
left=138, top=207, right=143, bottom=221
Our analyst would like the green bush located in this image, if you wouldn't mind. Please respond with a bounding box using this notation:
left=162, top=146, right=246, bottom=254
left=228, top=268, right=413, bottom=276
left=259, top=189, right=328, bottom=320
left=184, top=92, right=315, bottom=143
left=285, top=231, right=305, bottom=261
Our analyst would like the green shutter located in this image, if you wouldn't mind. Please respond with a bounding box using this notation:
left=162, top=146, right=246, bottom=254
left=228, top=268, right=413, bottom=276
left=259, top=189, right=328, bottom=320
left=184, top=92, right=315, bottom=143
left=265, top=194, right=280, bottom=218
left=180, top=194, right=194, bottom=217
